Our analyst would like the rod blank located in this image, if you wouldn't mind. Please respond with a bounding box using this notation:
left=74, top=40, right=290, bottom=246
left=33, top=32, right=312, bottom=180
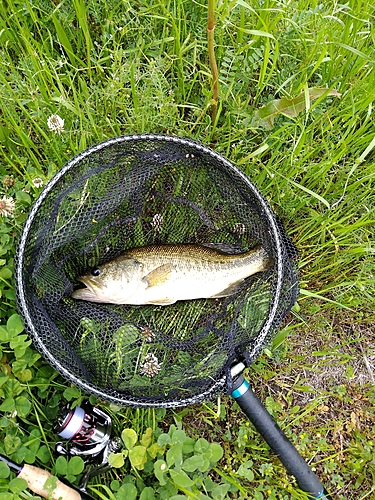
left=231, top=376, right=332, bottom=499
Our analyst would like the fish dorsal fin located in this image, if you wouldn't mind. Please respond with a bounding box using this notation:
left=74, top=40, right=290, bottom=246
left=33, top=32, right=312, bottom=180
left=142, top=263, right=173, bottom=288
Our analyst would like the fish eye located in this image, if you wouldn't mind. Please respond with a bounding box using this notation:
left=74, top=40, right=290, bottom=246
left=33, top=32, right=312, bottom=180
left=91, top=267, right=101, bottom=277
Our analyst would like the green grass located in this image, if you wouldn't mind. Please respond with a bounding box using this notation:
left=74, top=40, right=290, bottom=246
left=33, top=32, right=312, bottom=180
left=0, top=0, right=374, bottom=499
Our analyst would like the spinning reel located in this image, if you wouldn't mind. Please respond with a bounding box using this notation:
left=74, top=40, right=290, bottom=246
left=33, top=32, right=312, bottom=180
left=55, top=401, right=121, bottom=489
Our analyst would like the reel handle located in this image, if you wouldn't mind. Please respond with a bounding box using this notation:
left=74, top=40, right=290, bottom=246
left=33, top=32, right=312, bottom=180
left=0, top=454, right=95, bottom=500
left=231, top=376, right=332, bottom=499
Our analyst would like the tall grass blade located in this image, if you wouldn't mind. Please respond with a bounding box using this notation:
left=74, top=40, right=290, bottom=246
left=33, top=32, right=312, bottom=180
left=299, top=289, right=355, bottom=312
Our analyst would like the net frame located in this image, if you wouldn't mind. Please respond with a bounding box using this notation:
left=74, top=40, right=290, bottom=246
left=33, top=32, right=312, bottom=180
left=15, top=134, right=297, bottom=408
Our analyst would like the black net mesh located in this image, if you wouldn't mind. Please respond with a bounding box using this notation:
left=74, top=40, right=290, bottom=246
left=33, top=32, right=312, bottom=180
left=15, top=135, right=298, bottom=407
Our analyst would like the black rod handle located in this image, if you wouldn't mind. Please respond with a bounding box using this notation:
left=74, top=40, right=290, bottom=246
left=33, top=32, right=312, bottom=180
left=231, top=376, right=332, bottom=499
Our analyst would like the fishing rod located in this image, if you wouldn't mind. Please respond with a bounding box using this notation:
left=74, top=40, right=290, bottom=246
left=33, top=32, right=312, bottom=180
left=0, top=454, right=95, bottom=500
left=0, top=401, right=121, bottom=499
left=2, top=390, right=332, bottom=499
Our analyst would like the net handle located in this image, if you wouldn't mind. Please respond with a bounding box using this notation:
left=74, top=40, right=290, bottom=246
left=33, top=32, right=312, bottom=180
left=231, top=375, right=332, bottom=499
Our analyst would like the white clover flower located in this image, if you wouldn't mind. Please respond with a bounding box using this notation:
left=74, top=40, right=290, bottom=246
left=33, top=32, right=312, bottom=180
left=140, top=326, right=156, bottom=342
left=47, top=114, right=65, bottom=134
left=151, top=213, right=163, bottom=232
left=140, top=353, right=161, bottom=378
left=0, top=195, right=15, bottom=217
left=233, top=222, right=246, bottom=235
left=32, top=178, right=43, bottom=188
left=2, top=176, right=15, bottom=189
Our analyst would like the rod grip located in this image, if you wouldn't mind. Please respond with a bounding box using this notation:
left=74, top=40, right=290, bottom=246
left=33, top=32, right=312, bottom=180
left=19, top=465, right=81, bottom=500
left=232, top=376, right=332, bottom=499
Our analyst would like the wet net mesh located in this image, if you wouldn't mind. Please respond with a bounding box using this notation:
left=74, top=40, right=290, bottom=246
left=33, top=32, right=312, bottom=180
left=15, top=135, right=298, bottom=407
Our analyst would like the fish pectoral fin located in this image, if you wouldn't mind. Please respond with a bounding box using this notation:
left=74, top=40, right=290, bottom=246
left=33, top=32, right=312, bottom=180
left=146, top=297, right=176, bottom=305
left=210, top=280, right=244, bottom=298
left=142, top=263, right=173, bottom=288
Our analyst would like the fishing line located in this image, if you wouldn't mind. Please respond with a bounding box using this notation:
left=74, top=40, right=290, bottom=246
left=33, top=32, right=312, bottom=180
left=0, top=411, right=54, bottom=452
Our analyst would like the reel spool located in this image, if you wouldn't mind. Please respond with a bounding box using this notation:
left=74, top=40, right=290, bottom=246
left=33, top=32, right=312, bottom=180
left=55, top=402, right=113, bottom=459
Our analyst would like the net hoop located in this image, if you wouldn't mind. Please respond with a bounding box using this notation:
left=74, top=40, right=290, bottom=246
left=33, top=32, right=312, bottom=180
left=15, top=134, right=296, bottom=407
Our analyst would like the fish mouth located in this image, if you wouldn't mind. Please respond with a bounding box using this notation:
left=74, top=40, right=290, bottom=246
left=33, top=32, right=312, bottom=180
left=71, top=277, right=102, bottom=302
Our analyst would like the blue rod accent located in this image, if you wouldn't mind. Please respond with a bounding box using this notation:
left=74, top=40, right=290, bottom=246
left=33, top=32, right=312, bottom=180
left=315, top=489, right=325, bottom=499
left=231, top=379, right=249, bottom=399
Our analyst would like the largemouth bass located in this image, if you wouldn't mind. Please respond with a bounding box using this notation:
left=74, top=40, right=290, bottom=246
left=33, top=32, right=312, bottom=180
left=71, top=244, right=273, bottom=306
